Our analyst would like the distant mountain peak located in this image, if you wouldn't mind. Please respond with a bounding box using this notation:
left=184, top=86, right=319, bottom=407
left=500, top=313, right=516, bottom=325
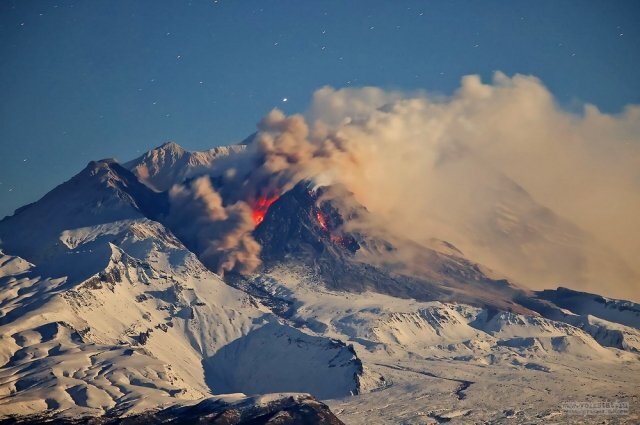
left=125, top=141, right=247, bottom=191
left=157, top=140, right=186, bottom=152
left=80, top=158, right=123, bottom=180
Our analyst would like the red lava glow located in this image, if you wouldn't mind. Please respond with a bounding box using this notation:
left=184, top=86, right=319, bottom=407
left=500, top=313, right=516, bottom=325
left=251, top=194, right=280, bottom=225
left=316, top=209, right=346, bottom=245
left=315, top=210, right=329, bottom=231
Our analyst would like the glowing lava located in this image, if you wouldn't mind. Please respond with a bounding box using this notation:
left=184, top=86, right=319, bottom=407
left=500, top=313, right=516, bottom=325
left=251, top=194, right=280, bottom=225
left=315, top=210, right=329, bottom=231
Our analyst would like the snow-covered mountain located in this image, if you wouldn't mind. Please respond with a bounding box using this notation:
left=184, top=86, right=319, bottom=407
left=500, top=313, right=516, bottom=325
left=0, top=142, right=638, bottom=424
left=124, top=141, right=247, bottom=192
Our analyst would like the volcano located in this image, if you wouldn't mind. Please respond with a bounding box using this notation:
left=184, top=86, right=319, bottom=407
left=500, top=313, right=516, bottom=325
left=0, top=142, right=638, bottom=424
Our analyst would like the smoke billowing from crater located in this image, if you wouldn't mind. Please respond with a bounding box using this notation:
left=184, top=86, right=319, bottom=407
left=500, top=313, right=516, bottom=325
left=167, top=176, right=261, bottom=275
left=171, top=72, right=640, bottom=300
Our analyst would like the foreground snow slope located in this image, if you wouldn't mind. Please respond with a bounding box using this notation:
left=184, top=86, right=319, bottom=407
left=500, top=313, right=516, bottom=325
left=244, top=265, right=640, bottom=424
left=0, top=230, right=362, bottom=418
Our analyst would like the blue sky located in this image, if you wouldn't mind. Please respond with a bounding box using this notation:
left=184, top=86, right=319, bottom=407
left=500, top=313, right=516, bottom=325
left=1, top=0, right=639, bottom=218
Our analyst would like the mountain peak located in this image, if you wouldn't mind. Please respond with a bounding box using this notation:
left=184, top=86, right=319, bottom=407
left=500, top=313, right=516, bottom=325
left=156, top=141, right=186, bottom=154
left=83, top=157, right=117, bottom=172
left=125, top=142, right=247, bottom=191
left=73, top=159, right=115, bottom=182
left=0, top=158, right=168, bottom=266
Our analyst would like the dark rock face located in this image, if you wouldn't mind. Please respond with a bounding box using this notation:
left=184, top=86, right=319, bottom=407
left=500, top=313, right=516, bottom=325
left=253, top=183, right=360, bottom=262
left=535, top=287, right=640, bottom=329
left=0, top=395, right=344, bottom=425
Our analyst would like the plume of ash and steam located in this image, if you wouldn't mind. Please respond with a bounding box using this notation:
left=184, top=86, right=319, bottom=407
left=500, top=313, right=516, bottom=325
left=168, top=72, right=640, bottom=300
left=305, top=73, right=640, bottom=300
left=164, top=109, right=360, bottom=276
left=167, top=176, right=261, bottom=275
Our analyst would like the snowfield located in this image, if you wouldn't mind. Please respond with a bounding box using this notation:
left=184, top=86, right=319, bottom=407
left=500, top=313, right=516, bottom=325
left=251, top=265, right=640, bottom=424
left=0, top=223, right=362, bottom=419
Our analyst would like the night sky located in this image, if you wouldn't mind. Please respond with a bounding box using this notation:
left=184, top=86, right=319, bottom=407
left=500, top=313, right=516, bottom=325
left=1, top=0, right=639, bottom=219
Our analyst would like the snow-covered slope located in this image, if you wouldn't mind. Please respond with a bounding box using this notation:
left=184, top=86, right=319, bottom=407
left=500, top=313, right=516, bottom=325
left=242, top=265, right=640, bottom=424
left=537, top=286, right=640, bottom=329
left=0, top=159, right=167, bottom=277
left=0, top=160, right=363, bottom=421
left=0, top=227, right=362, bottom=419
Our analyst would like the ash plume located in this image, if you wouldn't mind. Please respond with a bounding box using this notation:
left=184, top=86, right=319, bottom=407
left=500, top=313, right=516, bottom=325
left=169, top=72, right=639, bottom=300
left=216, top=109, right=359, bottom=205
left=219, top=73, right=640, bottom=298
left=303, top=73, right=640, bottom=300
left=167, top=176, right=261, bottom=275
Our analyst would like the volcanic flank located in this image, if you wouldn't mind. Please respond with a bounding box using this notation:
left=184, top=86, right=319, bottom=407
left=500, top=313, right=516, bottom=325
left=248, top=181, right=534, bottom=314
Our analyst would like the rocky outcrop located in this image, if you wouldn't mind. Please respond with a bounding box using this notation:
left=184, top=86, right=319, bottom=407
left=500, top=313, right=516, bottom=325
left=0, top=394, right=344, bottom=425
